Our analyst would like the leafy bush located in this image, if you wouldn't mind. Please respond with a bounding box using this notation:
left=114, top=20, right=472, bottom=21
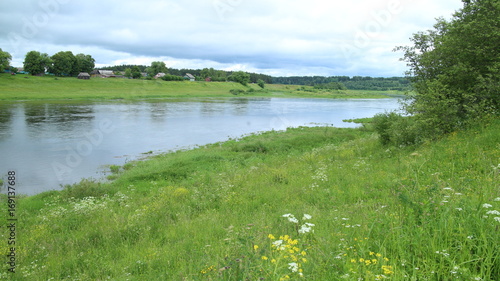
left=230, top=89, right=245, bottom=95
left=61, top=179, right=111, bottom=199
left=160, top=74, right=184, bottom=81
left=372, top=112, right=421, bottom=146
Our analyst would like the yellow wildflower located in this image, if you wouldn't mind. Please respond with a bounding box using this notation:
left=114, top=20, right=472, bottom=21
left=254, top=245, right=259, bottom=251
left=382, top=265, right=394, bottom=275
left=268, top=234, right=276, bottom=240
left=261, top=256, right=268, bottom=260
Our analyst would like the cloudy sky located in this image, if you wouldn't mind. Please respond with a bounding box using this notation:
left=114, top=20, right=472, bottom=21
left=0, top=0, right=463, bottom=77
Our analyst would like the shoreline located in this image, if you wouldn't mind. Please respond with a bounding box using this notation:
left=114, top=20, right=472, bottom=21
left=0, top=74, right=404, bottom=101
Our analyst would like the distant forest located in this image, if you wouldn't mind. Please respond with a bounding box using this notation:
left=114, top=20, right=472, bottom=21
left=99, top=65, right=411, bottom=91
left=273, top=76, right=411, bottom=91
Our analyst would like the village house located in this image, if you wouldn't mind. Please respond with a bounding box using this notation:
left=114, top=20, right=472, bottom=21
left=154, top=73, right=166, bottom=79
left=184, top=73, right=195, bottom=81
left=77, top=72, right=90, bottom=80
left=91, top=70, right=116, bottom=78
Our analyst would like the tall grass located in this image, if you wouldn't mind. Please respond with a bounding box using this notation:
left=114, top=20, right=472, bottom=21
left=1, top=120, right=499, bottom=280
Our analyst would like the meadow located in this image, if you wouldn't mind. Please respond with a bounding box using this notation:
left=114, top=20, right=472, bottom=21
left=0, top=74, right=398, bottom=100
left=1, top=117, right=499, bottom=280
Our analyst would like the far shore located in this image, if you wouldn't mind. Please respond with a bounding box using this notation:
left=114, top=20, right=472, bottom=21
left=0, top=74, right=404, bottom=101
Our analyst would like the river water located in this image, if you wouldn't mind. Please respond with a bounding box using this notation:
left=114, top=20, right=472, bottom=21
left=0, top=97, right=400, bottom=194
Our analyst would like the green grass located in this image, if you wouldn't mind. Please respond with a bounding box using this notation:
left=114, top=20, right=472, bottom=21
left=0, top=74, right=401, bottom=100
left=1, top=118, right=499, bottom=280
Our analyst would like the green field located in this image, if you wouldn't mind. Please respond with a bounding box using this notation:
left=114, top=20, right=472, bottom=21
left=1, top=117, right=499, bottom=280
left=0, top=74, right=400, bottom=100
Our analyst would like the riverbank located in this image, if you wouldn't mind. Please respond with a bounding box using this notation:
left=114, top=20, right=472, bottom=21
left=2, top=118, right=499, bottom=280
left=0, top=74, right=402, bottom=100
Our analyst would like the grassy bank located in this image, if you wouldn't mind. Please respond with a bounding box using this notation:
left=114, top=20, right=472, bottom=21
left=0, top=74, right=398, bottom=100
left=1, top=118, right=499, bottom=280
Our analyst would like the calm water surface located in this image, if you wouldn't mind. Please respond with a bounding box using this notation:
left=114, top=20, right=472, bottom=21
left=0, top=98, right=400, bottom=194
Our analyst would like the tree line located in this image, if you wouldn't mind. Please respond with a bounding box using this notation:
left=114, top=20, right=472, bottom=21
left=101, top=64, right=273, bottom=84
left=0, top=49, right=411, bottom=91
left=273, top=76, right=411, bottom=91
left=20, top=50, right=95, bottom=76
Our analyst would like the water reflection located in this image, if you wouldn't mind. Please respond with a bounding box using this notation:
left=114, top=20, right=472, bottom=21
left=23, top=103, right=95, bottom=140
left=0, top=103, right=14, bottom=140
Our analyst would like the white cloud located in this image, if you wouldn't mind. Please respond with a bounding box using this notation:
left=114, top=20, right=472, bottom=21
left=0, top=0, right=464, bottom=77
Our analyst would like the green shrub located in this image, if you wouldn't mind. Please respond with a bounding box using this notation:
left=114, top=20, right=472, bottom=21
left=373, top=112, right=421, bottom=146
left=61, top=179, right=110, bottom=199
left=230, top=89, right=245, bottom=95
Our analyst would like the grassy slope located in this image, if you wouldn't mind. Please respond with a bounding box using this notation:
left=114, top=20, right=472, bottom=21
left=2, top=119, right=499, bottom=280
left=0, top=74, right=396, bottom=100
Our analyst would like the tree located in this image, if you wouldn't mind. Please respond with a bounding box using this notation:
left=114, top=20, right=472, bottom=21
left=131, top=66, right=142, bottom=79
left=24, top=51, right=51, bottom=75
left=257, top=79, right=265, bottom=89
left=229, top=71, right=250, bottom=86
left=147, top=61, right=168, bottom=77
left=0, top=48, right=12, bottom=71
left=74, top=53, right=95, bottom=74
left=395, top=0, right=500, bottom=136
left=124, top=68, right=132, bottom=78
left=49, top=51, right=77, bottom=76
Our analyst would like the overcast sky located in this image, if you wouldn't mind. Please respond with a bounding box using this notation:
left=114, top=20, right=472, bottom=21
left=0, top=0, right=463, bottom=77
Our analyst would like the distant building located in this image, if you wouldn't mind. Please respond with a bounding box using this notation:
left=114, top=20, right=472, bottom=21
left=184, top=73, right=195, bottom=81
left=154, top=73, right=166, bottom=79
left=77, top=72, right=90, bottom=80
left=91, top=70, right=116, bottom=78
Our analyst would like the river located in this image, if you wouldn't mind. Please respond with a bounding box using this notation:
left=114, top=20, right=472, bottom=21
left=0, top=97, right=400, bottom=194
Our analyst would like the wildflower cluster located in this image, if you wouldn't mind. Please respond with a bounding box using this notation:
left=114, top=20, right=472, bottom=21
left=282, top=213, right=315, bottom=235
left=482, top=199, right=500, bottom=223
left=340, top=237, right=394, bottom=279
left=257, top=214, right=315, bottom=280
left=200, top=265, right=216, bottom=275
left=259, top=234, right=308, bottom=279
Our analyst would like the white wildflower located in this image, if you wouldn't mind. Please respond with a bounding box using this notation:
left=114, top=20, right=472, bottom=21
left=455, top=208, right=463, bottom=211
left=482, top=203, right=493, bottom=208
left=443, top=187, right=453, bottom=190
left=272, top=240, right=285, bottom=250
left=302, top=214, right=312, bottom=220
left=486, top=210, right=500, bottom=215
left=494, top=197, right=500, bottom=202
left=298, top=222, right=315, bottom=234
left=494, top=217, right=500, bottom=223
left=288, top=262, right=299, bottom=272
left=282, top=213, right=299, bottom=223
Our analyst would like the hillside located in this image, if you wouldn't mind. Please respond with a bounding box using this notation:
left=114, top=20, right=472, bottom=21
left=2, top=118, right=499, bottom=280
